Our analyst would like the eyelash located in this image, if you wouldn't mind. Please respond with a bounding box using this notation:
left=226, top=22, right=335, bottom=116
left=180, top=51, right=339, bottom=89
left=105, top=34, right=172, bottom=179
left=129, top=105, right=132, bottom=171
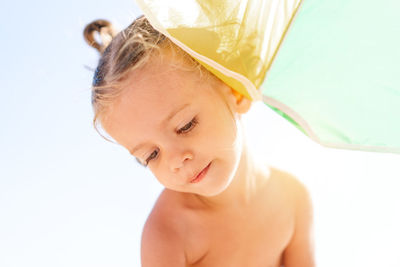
left=144, top=149, right=159, bottom=166
left=177, top=117, right=198, bottom=134
left=144, top=117, right=198, bottom=166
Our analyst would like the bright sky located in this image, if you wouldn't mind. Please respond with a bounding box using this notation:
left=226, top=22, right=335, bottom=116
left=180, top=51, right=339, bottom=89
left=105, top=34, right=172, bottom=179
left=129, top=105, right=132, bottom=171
left=0, top=1, right=399, bottom=267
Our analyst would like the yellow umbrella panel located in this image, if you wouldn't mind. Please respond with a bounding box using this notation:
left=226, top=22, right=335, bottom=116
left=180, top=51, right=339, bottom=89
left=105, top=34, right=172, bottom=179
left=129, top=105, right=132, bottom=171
left=135, top=0, right=400, bottom=153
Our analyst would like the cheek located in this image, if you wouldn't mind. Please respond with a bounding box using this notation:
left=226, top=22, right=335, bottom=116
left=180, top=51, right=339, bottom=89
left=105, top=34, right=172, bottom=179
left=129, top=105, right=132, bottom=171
left=149, top=167, right=166, bottom=184
left=201, top=103, right=237, bottom=144
left=150, top=166, right=182, bottom=190
left=151, top=171, right=173, bottom=189
left=211, top=116, right=238, bottom=150
left=212, top=116, right=243, bottom=168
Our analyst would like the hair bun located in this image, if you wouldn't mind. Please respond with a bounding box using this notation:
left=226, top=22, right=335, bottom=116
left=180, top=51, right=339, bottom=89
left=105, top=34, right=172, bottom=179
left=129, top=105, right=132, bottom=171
left=84, top=19, right=117, bottom=54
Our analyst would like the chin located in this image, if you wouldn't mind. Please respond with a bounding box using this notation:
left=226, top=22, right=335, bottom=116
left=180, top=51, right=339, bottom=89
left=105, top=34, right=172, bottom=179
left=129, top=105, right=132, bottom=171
left=199, top=162, right=239, bottom=197
left=200, top=151, right=243, bottom=197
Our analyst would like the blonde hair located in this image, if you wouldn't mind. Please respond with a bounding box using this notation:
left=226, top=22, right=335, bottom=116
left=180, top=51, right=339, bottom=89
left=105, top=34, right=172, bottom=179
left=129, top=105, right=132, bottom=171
left=84, top=16, right=220, bottom=137
left=83, top=17, right=165, bottom=130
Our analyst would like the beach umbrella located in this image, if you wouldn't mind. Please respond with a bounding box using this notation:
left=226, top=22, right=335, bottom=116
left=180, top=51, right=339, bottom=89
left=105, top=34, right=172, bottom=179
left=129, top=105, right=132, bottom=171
left=135, top=0, right=400, bottom=153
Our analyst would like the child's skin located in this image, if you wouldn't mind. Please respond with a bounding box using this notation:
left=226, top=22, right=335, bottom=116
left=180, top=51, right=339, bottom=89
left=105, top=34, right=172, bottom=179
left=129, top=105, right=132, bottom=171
left=102, top=51, right=314, bottom=267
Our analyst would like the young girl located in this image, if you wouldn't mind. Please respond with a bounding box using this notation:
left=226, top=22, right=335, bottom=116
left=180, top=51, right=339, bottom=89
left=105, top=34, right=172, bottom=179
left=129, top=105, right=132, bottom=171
left=84, top=16, right=314, bottom=267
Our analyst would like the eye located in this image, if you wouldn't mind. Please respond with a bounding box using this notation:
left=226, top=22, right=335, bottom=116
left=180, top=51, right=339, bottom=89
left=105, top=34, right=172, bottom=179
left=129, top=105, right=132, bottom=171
left=177, top=117, right=198, bottom=134
left=145, top=148, right=159, bottom=166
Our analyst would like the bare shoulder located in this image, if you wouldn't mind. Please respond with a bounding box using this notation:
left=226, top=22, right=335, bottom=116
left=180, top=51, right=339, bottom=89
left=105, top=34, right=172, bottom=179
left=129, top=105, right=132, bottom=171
left=269, top=167, right=312, bottom=207
left=269, top=168, right=315, bottom=267
left=141, top=189, right=188, bottom=267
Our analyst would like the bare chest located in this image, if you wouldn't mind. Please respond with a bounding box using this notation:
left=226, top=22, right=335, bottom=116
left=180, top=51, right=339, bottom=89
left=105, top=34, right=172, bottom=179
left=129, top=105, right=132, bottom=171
left=186, top=200, right=294, bottom=267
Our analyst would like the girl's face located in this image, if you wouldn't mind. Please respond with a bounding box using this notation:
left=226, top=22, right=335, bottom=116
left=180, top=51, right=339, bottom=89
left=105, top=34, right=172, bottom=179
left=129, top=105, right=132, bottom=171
left=103, top=54, right=247, bottom=197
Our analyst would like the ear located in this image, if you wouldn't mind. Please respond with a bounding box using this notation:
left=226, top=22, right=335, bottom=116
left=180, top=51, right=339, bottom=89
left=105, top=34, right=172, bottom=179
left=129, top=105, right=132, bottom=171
left=231, top=89, right=252, bottom=114
left=217, top=82, right=252, bottom=114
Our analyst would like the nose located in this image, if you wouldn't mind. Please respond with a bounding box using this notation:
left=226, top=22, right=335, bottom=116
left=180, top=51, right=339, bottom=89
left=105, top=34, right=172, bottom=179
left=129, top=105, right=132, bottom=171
left=169, top=150, right=193, bottom=173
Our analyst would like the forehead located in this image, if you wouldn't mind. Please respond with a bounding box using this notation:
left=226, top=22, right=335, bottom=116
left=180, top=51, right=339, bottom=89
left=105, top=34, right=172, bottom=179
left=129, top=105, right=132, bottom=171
left=102, top=54, right=213, bottom=142
left=126, top=51, right=206, bottom=97
left=120, top=54, right=205, bottom=111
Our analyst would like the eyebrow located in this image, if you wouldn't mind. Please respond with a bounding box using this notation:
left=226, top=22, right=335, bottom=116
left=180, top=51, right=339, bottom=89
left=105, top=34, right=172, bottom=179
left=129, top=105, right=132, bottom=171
left=129, top=103, right=190, bottom=155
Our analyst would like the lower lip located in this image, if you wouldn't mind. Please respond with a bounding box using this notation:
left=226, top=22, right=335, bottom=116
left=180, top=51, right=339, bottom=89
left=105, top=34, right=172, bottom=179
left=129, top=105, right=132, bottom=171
left=190, top=162, right=211, bottom=184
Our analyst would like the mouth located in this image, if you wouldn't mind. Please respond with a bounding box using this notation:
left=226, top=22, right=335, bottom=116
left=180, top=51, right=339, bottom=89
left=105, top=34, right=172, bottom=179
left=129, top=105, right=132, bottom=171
left=190, top=162, right=212, bottom=184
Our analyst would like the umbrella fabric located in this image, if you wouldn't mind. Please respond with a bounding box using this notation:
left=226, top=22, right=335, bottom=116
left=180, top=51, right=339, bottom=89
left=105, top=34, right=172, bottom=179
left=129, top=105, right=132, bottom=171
left=135, top=0, right=400, bottom=153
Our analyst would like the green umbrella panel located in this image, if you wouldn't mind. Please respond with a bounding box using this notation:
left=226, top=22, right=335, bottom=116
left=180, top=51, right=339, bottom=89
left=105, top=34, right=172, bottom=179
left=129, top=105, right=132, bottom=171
left=135, top=0, right=400, bottom=153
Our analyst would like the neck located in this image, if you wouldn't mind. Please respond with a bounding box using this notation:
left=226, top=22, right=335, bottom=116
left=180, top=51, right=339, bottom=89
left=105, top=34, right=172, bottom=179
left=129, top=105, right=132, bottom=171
left=192, top=141, right=271, bottom=211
